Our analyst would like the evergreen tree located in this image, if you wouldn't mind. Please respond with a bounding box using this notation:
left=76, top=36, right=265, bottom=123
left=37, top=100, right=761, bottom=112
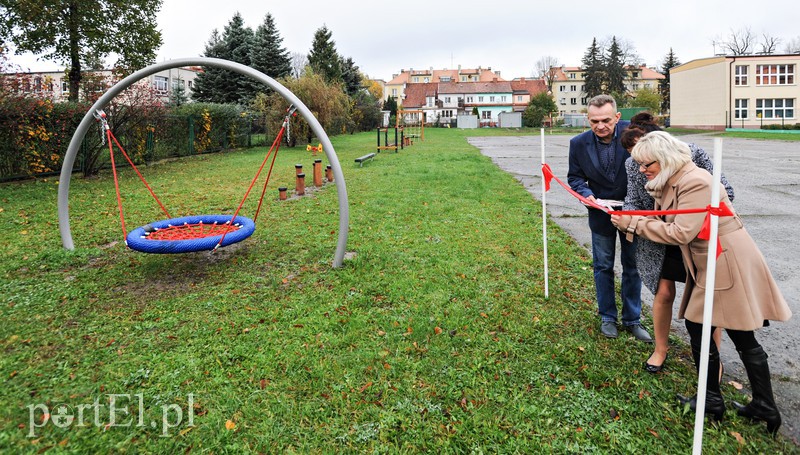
left=659, top=48, right=680, bottom=114
left=340, top=56, right=362, bottom=97
left=581, top=38, right=604, bottom=99
left=308, top=25, right=342, bottom=84
left=523, top=92, right=558, bottom=127
left=192, top=13, right=254, bottom=104
left=191, top=29, right=226, bottom=102
left=223, top=12, right=255, bottom=104
left=250, top=13, right=292, bottom=80
left=604, top=36, right=627, bottom=96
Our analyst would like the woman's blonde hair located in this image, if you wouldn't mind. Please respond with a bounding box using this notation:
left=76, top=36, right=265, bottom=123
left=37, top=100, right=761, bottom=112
left=631, top=131, right=692, bottom=196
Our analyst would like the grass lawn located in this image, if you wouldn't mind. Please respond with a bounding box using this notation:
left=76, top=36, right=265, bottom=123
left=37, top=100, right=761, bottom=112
left=1, top=127, right=796, bottom=453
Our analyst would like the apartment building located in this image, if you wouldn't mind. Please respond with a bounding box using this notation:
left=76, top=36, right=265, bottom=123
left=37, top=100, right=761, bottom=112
left=383, top=65, right=505, bottom=104
left=549, top=65, right=664, bottom=115
left=3, top=66, right=200, bottom=103
left=670, top=54, right=798, bottom=129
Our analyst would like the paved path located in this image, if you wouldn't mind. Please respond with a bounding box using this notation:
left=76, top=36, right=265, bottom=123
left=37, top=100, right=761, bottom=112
left=469, top=133, right=800, bottom=443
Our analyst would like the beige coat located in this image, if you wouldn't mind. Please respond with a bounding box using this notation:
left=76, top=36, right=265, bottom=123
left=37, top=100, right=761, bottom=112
left=615, top=162, right=791, bottom=331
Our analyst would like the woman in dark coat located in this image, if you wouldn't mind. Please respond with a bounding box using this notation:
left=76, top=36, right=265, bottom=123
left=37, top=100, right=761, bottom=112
left=611, top=131, right=791, bottom=434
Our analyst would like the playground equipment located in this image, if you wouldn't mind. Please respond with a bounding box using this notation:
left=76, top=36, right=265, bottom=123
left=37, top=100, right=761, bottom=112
left=58, top=58, right=349, bottom=267
left=376, top=126, right=403, bottom=153
left=397, top=109, right=424, bottom=144
left=306, top=143, right=323, bottom=155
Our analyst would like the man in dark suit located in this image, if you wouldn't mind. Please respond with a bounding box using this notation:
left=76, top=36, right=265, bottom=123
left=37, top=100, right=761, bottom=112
left=567, top=95, right=651, bottom=342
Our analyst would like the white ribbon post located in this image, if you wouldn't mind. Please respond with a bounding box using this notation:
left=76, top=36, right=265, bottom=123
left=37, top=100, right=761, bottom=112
left=540, top=128, right=549, bottom=299
left=692, top=138, right=723, bottom=454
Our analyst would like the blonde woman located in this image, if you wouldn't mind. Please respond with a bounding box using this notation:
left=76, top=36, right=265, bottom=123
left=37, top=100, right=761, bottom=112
left=610, top=131, right=791, bottom=434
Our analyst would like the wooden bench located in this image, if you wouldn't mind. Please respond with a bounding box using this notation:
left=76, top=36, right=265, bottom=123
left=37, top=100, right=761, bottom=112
left=355, top=153, right=376, bottom=167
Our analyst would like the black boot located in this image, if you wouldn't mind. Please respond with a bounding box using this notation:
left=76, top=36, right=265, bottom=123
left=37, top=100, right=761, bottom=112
left=732, top=346, right=781, bottom=435
left=676, top=339, right=726, bottom=421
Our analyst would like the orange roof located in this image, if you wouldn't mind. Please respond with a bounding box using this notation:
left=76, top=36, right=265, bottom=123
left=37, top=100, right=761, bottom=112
left=401, top=82, right=438, bottom=108
left=511, top=78, right=548, bottom=95
left=387, top=67, right=506, bottom=85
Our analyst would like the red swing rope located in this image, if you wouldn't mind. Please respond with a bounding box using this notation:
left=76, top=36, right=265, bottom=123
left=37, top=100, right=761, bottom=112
left=214, top=107, right=294, bottom=249
left=97, top=110, right=171, bottom=241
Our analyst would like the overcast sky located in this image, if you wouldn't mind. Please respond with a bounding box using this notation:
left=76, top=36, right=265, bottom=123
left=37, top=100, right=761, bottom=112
left=6, top=0, right=799, bottom=81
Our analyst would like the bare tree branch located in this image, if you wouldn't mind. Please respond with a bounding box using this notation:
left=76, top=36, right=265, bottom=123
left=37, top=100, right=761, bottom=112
left=759, top=33, right=780, bottom=54
left=534, top=56, right=559, bottom=92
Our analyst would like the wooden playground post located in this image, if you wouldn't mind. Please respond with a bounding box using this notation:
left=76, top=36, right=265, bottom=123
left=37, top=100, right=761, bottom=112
left=326, top=165, right=333, bottom=182
left=278, top=187, right=288, bottom=200
left=313, top=159, right=323, bottom=187
left=296, top=173, right=305, bottom=196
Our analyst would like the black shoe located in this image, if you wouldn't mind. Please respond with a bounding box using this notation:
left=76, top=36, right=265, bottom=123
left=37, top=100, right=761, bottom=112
left=644, top=353, right=668, bottom=374
left=600, top=321, right=618, bottom=338
left=624, top=323, right=653, bottom=343
left=734, top=346, right=782, bottom=435
left=677, top=393, right=726, bottom=421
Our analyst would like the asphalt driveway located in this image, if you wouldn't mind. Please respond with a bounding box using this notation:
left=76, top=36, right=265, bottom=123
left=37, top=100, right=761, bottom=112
left=469, top=132, right=800, bottom=443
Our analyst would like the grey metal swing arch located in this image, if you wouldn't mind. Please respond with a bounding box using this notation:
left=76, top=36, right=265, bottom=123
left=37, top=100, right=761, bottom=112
left=57, top=57, right=350, bottom=268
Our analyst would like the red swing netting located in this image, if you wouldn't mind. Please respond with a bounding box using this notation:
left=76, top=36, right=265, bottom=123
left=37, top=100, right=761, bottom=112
left=144, top=222, right=242, bottom=241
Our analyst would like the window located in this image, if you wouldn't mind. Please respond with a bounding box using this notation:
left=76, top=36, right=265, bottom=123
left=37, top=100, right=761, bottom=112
left=482, top=111, right=491, bottom=119
left=570, top=85, right=577, bottom=91
left=466, top=96, right=473, bottom=103
left=391, top=88, right=397, bottom=96
left=734, top=65, right=748, bottom=86
left=570, top=98, right=577, bottom=105
left=61, top=80, right=69, bottom=93
left=500, top=95, right=507, bottom=102
left=755, top=64, right=794, bottom=85
left=517, top=95, right=523, bottom=101
left=478, top=96, right=484, bottom=102
left=413, top=77, right=419, bottom=82
left=188, top=81, right=193, bottom=89
left=423, top=77, right=430, bottom=83
left=631, top=83, right=639, bottom=90
left=444, top=96, right=451, bottom=103
left=154, top=76, right=168, bottom=91
left=172, top=78, right=183, bottom=90
left=559, top=97, right=566, bottom=105
left=568, top=73, right=576, bottom=79
left=442, top=110, right=453, bottom=118
left=756, top=98, right=794, bottom=119
left=489, top=96, right=495, bottom=102
left=33, top=77, right=42, bottom=92
left=632, top=71, right=639, bottom=78
left=440, top=76, right=451, bottom=82
left=559, top=86, right=566, bottom=92
left=735, top=98, right=748, bottom=119
left=461, top=75, right=468, bottom=82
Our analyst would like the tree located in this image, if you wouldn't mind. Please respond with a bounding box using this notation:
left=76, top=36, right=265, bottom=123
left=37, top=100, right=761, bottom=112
left=290, top=52, right=308, bottom=79
left=604, top=36, right=626, bottom=96
left=659, top=48, right=680, bottom=114
left=758, top=32, right=780, bottom=54
left=250, top=13, right=291, bottom=80
left=307, top=25, right=342, bottom=84
left=784, top=36, right=800, bottom=53
left=522, top=92, right=557, bottom=127
left=192, top=12, right=255, bottom=104
left=0, top=0, right=162, bottom=102
left=581, top=38, right=604, bottom=99
left=340, top=56, right=362, bottom=97
left=384, top=95, right=397, bottom=117
left=718, top=27, right=755, bottom=55
left=629, top=87, right=661, bottom=113
left=535, top=56, right=559, bottom=93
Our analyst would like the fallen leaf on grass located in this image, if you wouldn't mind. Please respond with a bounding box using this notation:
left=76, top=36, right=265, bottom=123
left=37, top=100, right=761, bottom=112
left=434, top=326, right=442, bottom=335
left=731, top=431, right=745, bottom=444
left=225, top=420, right=236, bottom=430
left=648, top=428, right=659, bottom=438
left=179, top=427, right=193, bottom=436
left=728, top=380, right=743, bottom=390
left=359, top=381, right=373, bottom=393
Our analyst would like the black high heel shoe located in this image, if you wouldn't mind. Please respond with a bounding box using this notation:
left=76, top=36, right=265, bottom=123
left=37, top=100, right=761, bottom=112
left=644, top=353, right=668, bottom=374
